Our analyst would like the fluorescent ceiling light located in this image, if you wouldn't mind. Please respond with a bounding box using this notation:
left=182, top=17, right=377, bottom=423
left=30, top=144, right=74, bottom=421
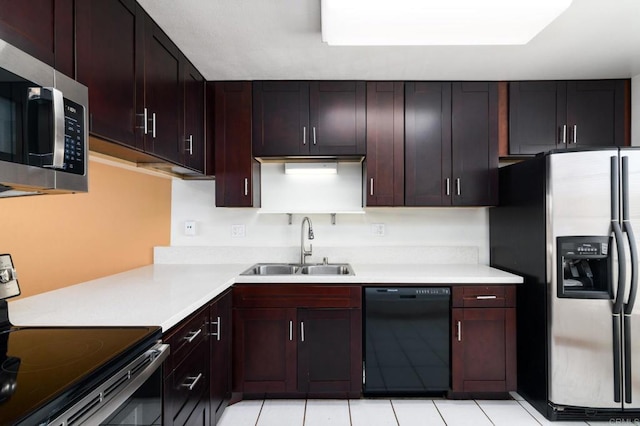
left=321, top=0, right=573, bottom=46
left=284, top=162, right=338, bottom=175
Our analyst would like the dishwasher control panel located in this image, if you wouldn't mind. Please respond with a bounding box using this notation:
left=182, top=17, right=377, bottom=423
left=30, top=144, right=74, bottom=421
left=415, top=288, right=450, bottom=296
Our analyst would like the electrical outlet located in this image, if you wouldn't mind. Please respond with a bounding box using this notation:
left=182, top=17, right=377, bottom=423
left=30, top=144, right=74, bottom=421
left=231, top=224, right=246, bottom=238
left=371, top=223, right=385, bottom=236
left=184, top=221, right=196, bottom=236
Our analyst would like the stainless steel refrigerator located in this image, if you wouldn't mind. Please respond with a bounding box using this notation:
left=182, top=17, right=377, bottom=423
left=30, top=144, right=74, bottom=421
left=490, top=148, right=640, bottom=421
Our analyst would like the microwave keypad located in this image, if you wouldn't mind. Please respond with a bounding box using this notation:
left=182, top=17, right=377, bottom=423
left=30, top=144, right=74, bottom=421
left=63, top=99, right=85, bottom=175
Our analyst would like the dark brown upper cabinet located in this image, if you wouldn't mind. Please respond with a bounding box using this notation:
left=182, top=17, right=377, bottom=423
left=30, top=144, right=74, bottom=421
left=213, top=81, right=259, bottom=207
left=77, top=0, right=143, bottom=149
left=0, top=0, right=74, bottom=76
left=365, top=82, right=405, bottom=207
left=140, top=13, right=183, bottom=164
left=509, top=80, right=630, bottom=155
left=182, top=62, right=205, bottom=174
left=405, top=82, right=498, bottom=207
left=252, top=81, right=366, bottom=157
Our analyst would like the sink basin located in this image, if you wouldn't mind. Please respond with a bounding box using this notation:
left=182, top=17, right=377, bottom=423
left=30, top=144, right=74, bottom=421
left=240, top=263, right=354, bottom=276
left=241, top=264, right=299, bottom=275
left=299, top=264, right=353, bottom=275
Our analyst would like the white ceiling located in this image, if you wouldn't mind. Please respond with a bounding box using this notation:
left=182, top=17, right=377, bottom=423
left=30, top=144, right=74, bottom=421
left=137, top=0, right=640, bottom=81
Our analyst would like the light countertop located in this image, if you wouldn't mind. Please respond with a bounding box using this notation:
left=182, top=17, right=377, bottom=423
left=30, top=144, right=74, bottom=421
left=8, top=263, right=522, bottom=332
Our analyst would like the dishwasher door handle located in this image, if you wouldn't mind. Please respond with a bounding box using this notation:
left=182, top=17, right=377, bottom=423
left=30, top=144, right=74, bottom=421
left=457, top=321, right=462, bottom=342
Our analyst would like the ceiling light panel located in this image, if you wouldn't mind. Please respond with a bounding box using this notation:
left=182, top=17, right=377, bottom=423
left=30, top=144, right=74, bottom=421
left=321, top=0, right=573, bottom=46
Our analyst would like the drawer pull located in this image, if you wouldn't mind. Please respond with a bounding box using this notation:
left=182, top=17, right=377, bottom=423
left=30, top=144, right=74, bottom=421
left=457, top=321, right=462, bottom=342
left=476, top=295, right=498, bottom=300
left=183, top=328, right=202, bottom=343
left=181, top=373, right=203, bottom=391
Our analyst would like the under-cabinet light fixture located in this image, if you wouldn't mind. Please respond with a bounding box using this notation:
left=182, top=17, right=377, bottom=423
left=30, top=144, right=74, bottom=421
left=284, top=162, right=338, bottom=175
left=321, top=0, right=573, bottom=46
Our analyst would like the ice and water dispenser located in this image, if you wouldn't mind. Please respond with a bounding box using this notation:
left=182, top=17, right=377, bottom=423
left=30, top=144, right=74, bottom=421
left=557, top=236, right=612, bottom=299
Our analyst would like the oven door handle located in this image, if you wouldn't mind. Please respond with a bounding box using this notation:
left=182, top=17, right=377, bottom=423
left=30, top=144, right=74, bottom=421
left=49, top=342, right=169, bottom=426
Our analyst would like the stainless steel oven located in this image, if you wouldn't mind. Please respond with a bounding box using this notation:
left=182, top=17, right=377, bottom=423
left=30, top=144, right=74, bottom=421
left=0, top=255, right=169, bottom=425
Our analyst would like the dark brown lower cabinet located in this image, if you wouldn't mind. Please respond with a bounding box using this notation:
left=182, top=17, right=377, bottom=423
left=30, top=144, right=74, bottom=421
left=297, top=308, right=362, bottom=396
left=450, top=285, right=517, bottom=397
left=210, top=290, right=232, bottom=425
left=232, top=285, right=362, bottom=398
left=164, top=291, right=232, bottom=426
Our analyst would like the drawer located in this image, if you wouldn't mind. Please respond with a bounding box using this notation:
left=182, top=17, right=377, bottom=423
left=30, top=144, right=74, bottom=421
left=164, top=305, right=209, bottom=373
left=233, top=284, right=361, bottom=308
left=452, top=285, right=516, bottom=308
left=165, top=339, right=209, bottom=426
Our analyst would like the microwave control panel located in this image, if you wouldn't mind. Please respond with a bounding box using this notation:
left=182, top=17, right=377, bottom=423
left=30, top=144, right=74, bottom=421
left=63, top=98, right=85, bottom=175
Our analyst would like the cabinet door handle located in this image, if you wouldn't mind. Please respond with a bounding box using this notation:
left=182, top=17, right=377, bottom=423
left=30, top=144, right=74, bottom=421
left=457, top=321, right=462, bottom=342
left=313, top=127, right=317, bottom=145
left=151, top=112, right=157, bottom=138
left=244, top=178, right=248, bottom=196
left=456, top=178, right=461, bottom=196
left=446, top=178, right=451, bottom=196
left=185, top=135, right=193, bottom=155
left=559, top=124, right=567, bottom=144
left=138, top=107, right=149, bottom=134
left=572, top=124, right=578, bottom=144
left=370, top=178, right=374, bottom=196
left=300, top=321, right=305, bottom=342
left=289, top=320, right=293, bottom=341
left=476, top=295, right=497, bottom=300
left=302, top=126, right=306, bottom=145
left=181, top=373, right=203, bottom=391
left=183, top=328, right=202, bottom=343
left=210, top=316, right=221, bottom=341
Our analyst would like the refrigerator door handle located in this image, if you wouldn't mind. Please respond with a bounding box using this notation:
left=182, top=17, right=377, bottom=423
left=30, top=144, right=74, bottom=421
left=612, top=156, right=627, bottom=315
left=613, top=313, right=623, bottom=403
left=622, top=155, right=637, bottom=405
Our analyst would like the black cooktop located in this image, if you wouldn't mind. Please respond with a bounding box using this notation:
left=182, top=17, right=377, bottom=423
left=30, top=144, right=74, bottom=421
left=0, top=324, right=161, bottom=425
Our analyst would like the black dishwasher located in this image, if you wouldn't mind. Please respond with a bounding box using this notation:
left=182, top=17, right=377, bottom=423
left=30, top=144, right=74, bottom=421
left=364, top=287, right=450, bottom=395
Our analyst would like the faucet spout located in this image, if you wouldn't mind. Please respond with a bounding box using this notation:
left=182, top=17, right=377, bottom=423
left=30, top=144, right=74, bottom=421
left=300, top=216, right=314, bottom=264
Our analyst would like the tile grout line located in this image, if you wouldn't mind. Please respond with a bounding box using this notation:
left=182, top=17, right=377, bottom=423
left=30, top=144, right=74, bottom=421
left=302, top=399, right=308, bottom=426
left=254, top=399, right=265, bottom=426
left=431, top=399, right=448, bottom=426
left=388, top=399, right=401, bottom=426
left=348, top=399, right=353, bottom=426
left=514, top=399, right=544, bottom=425
left=473, top=400, right=495, bottom=426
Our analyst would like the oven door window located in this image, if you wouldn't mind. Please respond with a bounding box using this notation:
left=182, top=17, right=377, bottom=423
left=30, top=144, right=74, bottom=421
left=100, top=367, right=162, bottom=426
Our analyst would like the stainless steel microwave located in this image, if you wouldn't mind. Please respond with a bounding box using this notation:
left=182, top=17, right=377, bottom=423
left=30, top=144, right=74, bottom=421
left=0, top=39, right=88, bottom=198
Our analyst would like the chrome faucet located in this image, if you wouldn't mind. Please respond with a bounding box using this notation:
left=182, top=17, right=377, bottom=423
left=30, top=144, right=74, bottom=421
left=300, top=216, right=314, bottom=264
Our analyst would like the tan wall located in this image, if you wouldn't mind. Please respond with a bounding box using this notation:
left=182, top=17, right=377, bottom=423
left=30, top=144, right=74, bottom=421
left=1, top=152, right=171, bottom=298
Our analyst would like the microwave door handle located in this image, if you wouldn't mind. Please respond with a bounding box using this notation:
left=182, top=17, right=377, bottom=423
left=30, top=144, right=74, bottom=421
left=50, top=87, right=65, bottom=169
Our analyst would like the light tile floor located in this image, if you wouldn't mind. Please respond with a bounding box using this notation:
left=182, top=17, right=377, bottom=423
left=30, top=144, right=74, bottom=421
left=217, top=394, right=615, bottom=426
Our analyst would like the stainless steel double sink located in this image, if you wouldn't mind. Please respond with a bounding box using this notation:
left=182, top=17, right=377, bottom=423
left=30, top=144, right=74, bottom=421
left=240, top=263, right=354, bottom=276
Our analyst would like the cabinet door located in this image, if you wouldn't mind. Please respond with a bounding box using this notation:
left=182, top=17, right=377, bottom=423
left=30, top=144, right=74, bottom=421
left=566, top=80, right=627, bottom=148
left=210, top=291, right=232, bottom=425
left=0, top=0, right=74, bottom=73
left=451, top=307, right=516, bottom=393
left=76, top=0, right=143, bottom=148
left=509, top=81, right=565, bottom=155
left=297, top=308, right=362, bottom=397
left=405, top=82, right=452, bottom=206
left=252, top=81, right=309, bottom=156
left=366, top=82, right=404, bottom=206
left=142, top=15, right=183, bottom=163
left=183, top=62, right=205, bottom=173
left=309, top=81, right=366, bottom=156
left=451, top=82, right=498, bottom=206
left=233, top=308, right=297, bottom=395
left=214, top=81, right=257, bottom=207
